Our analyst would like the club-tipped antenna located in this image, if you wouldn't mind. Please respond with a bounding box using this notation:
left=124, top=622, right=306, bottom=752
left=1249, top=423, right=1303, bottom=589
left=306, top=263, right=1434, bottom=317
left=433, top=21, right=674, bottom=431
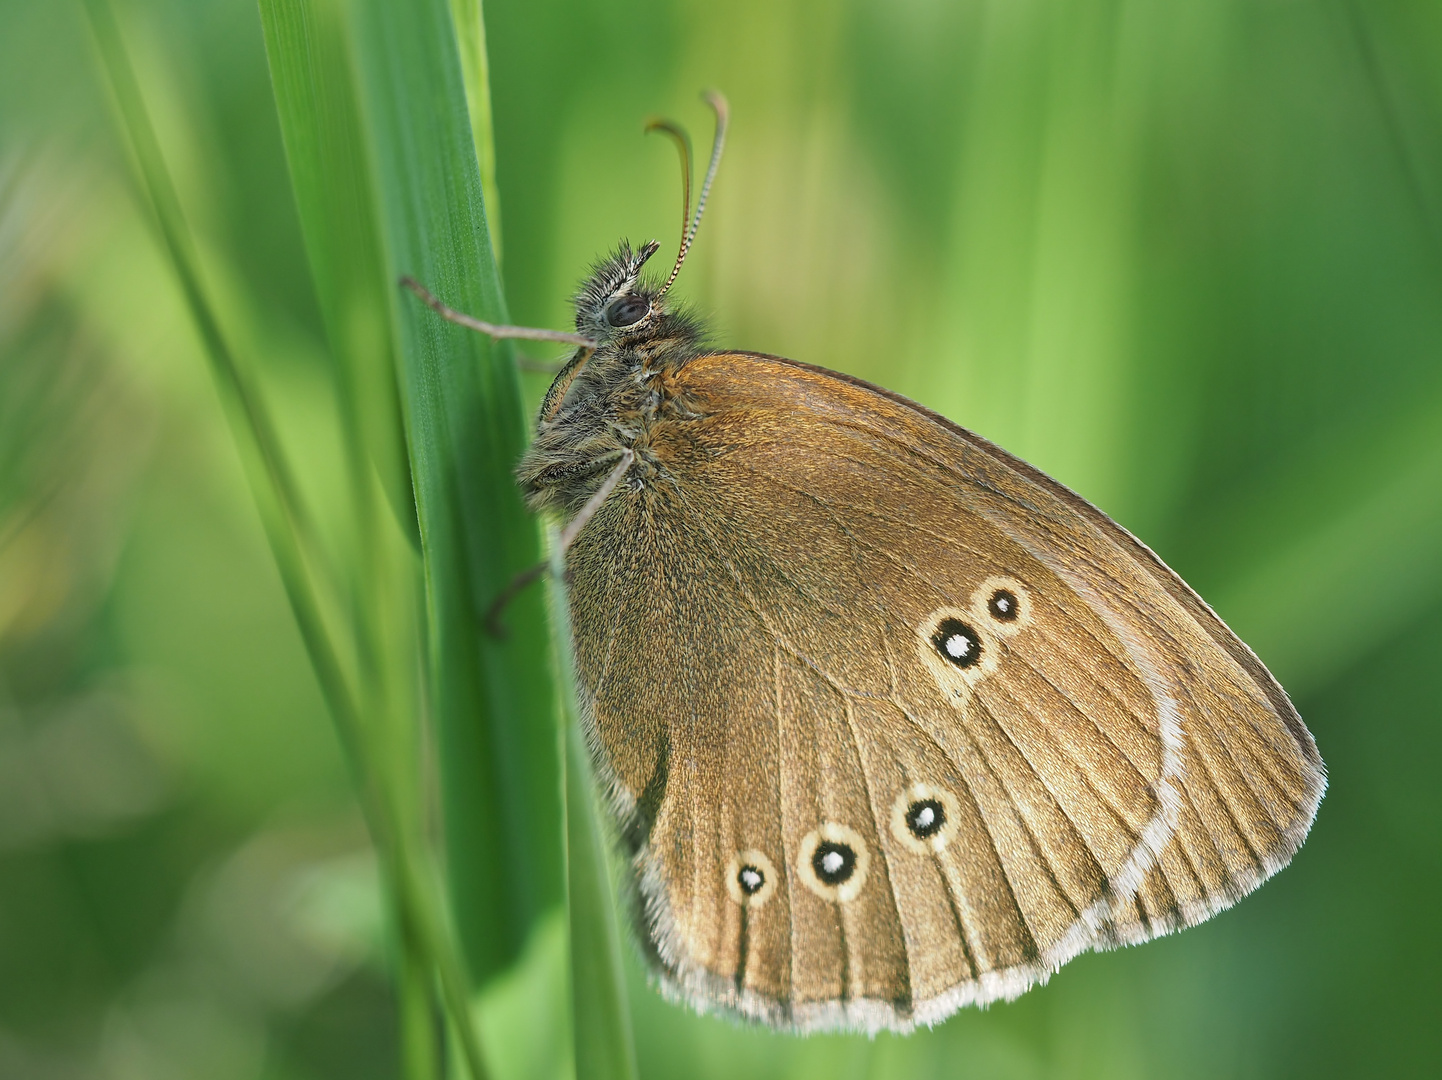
left=657, top=90, right=728, bottom=299
left=645, top=117, right=693, bottom=257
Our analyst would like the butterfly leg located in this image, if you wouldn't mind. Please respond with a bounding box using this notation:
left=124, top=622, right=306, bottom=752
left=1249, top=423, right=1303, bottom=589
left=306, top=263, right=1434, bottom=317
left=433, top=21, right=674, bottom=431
left=483, top=449, right=635, bottom=637
left=399, top=275, right=598, bottom=347
left=558, top=448, right=634, bottom=549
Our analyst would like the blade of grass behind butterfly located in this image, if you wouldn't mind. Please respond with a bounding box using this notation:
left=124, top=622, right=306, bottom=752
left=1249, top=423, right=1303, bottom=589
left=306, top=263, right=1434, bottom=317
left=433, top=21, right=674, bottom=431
left=346, top=0, right=565, bottom=1004
left=443, top=0, right=637, bottom=1066
left=255, top=1, right=438, bottom=1075
left=79, top=0, right=348, bottom=765
left=253, top=0, right=405, bottom=769
left=449, top=0, right=504, bottom=263
left=547, top=529, right=639, bottom=1080
left=80, top=5, right=465, bottom=1079
left=256, top=0, right=418, bottom=553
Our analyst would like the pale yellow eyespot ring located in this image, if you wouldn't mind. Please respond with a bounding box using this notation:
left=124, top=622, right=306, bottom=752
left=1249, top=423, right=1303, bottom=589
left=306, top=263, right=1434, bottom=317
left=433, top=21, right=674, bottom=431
left=970, top=575, right=1033, bottom=636
left=797, top=823, right=870, bottom=903
left=726, top=849, right=779, bottom=909
left=916, top=607, right=999, bottom=708
left=890, top=782, right=962, bottom=854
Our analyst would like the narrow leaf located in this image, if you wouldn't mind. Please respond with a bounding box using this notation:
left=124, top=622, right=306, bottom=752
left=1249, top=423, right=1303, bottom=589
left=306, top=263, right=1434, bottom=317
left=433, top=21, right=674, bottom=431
left=449, top=0, right=504, bottom=260
left=258, top=0, right=418, bottom=548
left=345, top=0, right=565, bottom=986
left=549, top=534, right=639, bottom=1080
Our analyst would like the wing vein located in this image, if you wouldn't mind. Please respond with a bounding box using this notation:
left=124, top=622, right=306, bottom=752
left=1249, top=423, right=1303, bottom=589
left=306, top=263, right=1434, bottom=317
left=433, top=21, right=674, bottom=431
left=839, top=694, right=913, bottom=1010
left=723, top=460, right=1162, bottom=770
left=883, top=693, right=1047, bottom=962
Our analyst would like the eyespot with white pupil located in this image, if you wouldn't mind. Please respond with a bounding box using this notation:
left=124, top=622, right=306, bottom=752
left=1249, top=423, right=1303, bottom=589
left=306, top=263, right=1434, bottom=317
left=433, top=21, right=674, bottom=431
left=906, top=798, right=946, bottom=839
left=604, top=296, right=649, bottom=327
left=932, top=618, right=982, bottom=669
left=798, top=824, right=870, bottom=902
left=969, top=576, right=1031, bottom=637
left=987, top=589, right=1019, bottom=622
left=812, top=842, right=855, bottom=885
left=725, top=849, right=778, bottom=908
left=890, top=783, right=961, bottom=853
left=916, top=607, right=998, bottom=707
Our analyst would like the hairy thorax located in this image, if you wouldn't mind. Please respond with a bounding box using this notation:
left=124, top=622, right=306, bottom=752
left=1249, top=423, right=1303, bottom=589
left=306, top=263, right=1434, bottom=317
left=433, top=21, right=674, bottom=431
left=517, top=333, right=711, bottom=521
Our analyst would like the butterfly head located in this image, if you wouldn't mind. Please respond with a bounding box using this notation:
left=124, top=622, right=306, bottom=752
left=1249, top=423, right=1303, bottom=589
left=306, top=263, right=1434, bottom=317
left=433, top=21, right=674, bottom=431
left=571, top=239, right=709, bottom=357
left=573, top=238, right=665, bottom=342
left=572, top=93, right=729, bottom=354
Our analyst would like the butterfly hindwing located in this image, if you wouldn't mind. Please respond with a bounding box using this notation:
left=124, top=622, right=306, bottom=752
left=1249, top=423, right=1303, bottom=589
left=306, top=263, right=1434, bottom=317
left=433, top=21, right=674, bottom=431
left=563, top=351, right=1325, bottom=1032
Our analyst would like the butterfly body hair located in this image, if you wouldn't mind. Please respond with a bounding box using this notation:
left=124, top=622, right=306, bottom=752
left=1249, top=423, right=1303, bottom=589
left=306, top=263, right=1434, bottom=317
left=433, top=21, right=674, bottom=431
left=410, top=91, right=1325, bottom=1034
left=518, top=241, right=714, bottom=520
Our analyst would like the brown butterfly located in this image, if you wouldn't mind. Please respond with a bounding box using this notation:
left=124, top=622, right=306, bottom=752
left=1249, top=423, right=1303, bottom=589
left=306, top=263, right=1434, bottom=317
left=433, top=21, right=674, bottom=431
left=405, top=92, right=1325, bottom=1033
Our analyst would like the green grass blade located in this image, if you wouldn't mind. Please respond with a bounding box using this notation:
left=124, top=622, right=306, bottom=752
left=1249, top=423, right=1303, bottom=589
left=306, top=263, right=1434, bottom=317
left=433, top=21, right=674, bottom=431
left=79, top=0, right=362, bottom=776
left=80, top=0, right=334, bottom=607
left=259, top=0, right=634, bottom=1069
left=345, top=0, right=564, bottom=988
left=398, top=942, right=443, bottom=1080
left=257, top=0, right=418, bottom=550
left=257, top=4, right=445, bottom=1077
left=548, top=533, right=638, bottom=1080
left=449, top=0, right=504, bottom=260
left=88, top=5, right=488, bottom=1077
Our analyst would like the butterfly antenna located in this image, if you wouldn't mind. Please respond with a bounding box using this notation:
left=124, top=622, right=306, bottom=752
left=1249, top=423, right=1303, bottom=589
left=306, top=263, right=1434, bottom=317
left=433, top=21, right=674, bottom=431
left=645, top=116, right=693, bottom=257
left=658, top=90, right=728, bottom=299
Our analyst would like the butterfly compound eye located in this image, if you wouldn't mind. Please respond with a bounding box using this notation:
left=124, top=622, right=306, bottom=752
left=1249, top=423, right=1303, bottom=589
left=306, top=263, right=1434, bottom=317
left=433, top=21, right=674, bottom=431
left=604, top=295, right=650, bottom=327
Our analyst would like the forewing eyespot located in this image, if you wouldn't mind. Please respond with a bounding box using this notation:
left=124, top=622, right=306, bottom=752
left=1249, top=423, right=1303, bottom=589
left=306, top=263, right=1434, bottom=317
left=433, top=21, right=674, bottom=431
left=916, top=607, right=999, bottom=707
left=970, top=576, right=1032, bottom=636
left=932, top=618, right=982, bottom=669
left=988, top=589, right=1018, bottom=621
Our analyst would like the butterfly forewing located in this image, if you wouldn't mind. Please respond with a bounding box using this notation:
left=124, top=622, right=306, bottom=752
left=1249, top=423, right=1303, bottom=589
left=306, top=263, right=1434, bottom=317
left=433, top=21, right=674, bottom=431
left=564, top=351, right=1324, bottom=1032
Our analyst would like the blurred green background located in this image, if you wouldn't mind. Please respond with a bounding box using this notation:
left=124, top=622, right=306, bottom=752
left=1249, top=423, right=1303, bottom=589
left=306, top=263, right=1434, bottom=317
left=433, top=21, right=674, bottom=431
left=2, top=0, right=1441, bottom=1078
